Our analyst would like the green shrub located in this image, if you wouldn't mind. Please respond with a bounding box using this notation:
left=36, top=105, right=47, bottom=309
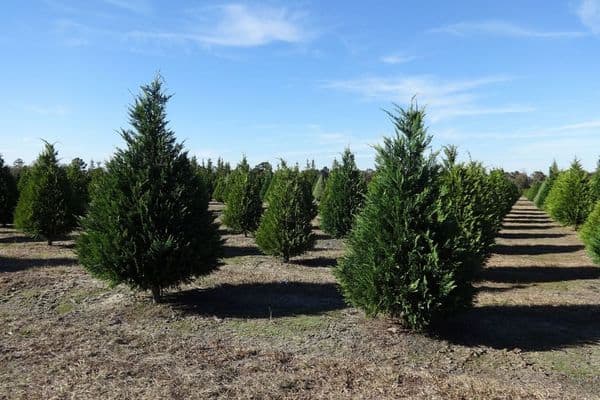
left=589, top=160, right=600, bottom=202
left=14, top=142, right=74, bottom=244
left=580, top=201, right=600, bottom=263
left=212, top=175, right=229, bottom=202
left=525, top=181, right=542, bottom=201
left=255, top=164, right=315, bottom=262
left=312, top=173, right=326, bottom=203
left=76, top=77, right=222, bottom=302
left=319, top=148, right=366, bottom=238
left=335, top=103, right=473, bottom=331
left=0, top=155, right=18, bottom=226
left=222, top=158, right=263, bottom=236
left=65, top=158, right=91, bottom=224
left=533, top=161, right=559, bottom=209
left=545, top=159, right=593, bottom=227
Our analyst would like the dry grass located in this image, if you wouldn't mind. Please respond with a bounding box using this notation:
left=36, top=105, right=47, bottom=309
left=1, top=199, right=599, bottom=399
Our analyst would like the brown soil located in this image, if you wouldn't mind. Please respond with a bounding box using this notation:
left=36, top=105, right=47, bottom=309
left=1, top=198, right=599, bottom=399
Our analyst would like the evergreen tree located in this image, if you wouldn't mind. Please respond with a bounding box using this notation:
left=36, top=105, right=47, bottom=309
left=14, top=142, right=74, bottom=244
left=76, top=77, right=222, bottom=302
left=0, top=155, right=18, bottom=226
left=255, top=164, right=315, bottom=262
left=580, top=201, right=600, bottom=263
left=335, top=103, right=470, bottom=330
left=319, top=148, right=366, bottom=237
left=253, top=161, right=273, bottom=202
left=66, top=157, right=91, bottom=224
left=534, top=161, right=559, bottom=209
left=524, top=180, right=542, bottom=201
left=312, top=173, right=326, bottom=203
left=545, top=159, right=593, bottom=227
left=222, top=157, right=263, bottom=236
left=212, top=175, right=229, bottom=202
left=589, top=158, right=600, bottom=202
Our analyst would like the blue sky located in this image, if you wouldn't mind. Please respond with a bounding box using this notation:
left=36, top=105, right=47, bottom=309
left=1, top=0, right=600, bottom=173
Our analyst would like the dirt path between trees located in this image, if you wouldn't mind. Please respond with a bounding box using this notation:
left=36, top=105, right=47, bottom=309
left=0, top=198, right=599, bottom=399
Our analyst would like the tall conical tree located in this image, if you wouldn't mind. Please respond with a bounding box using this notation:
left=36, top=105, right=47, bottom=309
left=312, top=173, right=326, bottom=203
left=545, top=159, right=592, bottom=227
left=255, top=164, right=315, bottom=262
left=335, top=103, right=468, bottom=331
left=319, top=148, right=366, bottom=238
left=534, top=160, right=559, bottom=209
left=66, top=157, right=91, bottom=225
left=0, top=155, right=18, bottom=226
left=589, top=158, right=600, bottom=202
left=14, top=142, right=74, bottom=244
left=76, top=77, right=222, bottom=302
left=222, top=157, right=263, bottom=236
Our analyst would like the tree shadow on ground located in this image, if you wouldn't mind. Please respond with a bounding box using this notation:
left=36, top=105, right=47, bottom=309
left=223, top=245, right=263, bottom=257
left=0, top=235, right=43, bottom=244
left=508, top=211, right=547, bottom=216
left=165, top=281, right=346, bottom=318
left=433, top=304, right=600, bottom=351
left=312, top=232, right=332, bottom=241
left=0, top=256, right=79, bottom=273
left=501, top=224, right=557, bottom=230
left=497, top=232, right=568, bottom=239
left=291, top=256, right=338, bottom=268
left=476, top=284, right=529, bottom=293
left=481, top=266, right=600, bottom=283
left=493, top=244, right=584, bottom=255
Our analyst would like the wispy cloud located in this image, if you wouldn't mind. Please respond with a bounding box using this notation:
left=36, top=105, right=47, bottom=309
left=102, top=0, right=152, bottom=14
left=324, top=74, right=532, bottom=121
left=27, top=105, right=70, bottom=117
left=577, top=0, right=600, bottom=34
left=429, top=20, right=586, bottom=38
left=128, top=4, right=310, bottom=48
left=380, top=54, right=417, bottom=64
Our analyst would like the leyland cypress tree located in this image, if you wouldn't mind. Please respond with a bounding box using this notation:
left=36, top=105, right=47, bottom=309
left=14, top=142, right=74, bottom=244
left=335, top=103, right=469, bottom=330
left=255, top=164, right=315, bottom=262
left=545, top=159, right=592, bottom=227
left=66, top=158, right=91, bottom=224
left=76, top=77, right=222, bottom=302
left=534, top=161, right=559, bottom=209
left=589, top=159, right=600, bottom=202
left=580, top=201, right=600, bottom=263
left=222, top=157, right=263, bottom=236
left=312, top=173, right=326, bottom=203
left=319, top=148, right=366, bottom=238
left=0, top=155, right=18, bottom=226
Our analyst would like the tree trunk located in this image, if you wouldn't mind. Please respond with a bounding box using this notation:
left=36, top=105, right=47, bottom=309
left=151, top=286, right=161, bottom=303
left=283, top=253, right=289, bottom=263
left=47, top=239, right=53, bottom=246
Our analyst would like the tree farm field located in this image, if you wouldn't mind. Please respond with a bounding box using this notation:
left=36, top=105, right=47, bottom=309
left=1, top=199, right=599, bottom=399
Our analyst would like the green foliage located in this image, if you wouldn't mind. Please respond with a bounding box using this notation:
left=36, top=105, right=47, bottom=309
left=255, top=164, right=315, bottom=262
left=76, top=77, right=222, bottom=302
left=212, top=175, right=229, bottom=202
left=438, top=157, right=503, bottom=271
left=0, top=155, right=18, bottom=226
left=222, top=157, right=263, bottom=235
left=580, top=201, right=600, bottom=263
left=335, top=103, right=474, bottom=331
left=14, top=142, right=74, bottom=244
left=589, top=159, right=600, bottom=202
left=252, top=161, right=273, bottom=201
left=533, top=161, right=559, bottom=209
left=524, top=181, right=542, bottom=201
left=545, top=159, right=593, bottom=227
left=66, top=158, right=91, bottom=224
left=319, top=148, right=366, bottom=238
left=312, top=173, right=326, bottom=203
left=488, top=169, right=521, bottom=219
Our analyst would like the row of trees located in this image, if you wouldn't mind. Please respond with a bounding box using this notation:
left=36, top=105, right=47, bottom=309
left=527, top=158, right=600, bottom=263
left=0, top=149, right=97, bottom=244
left=1, top=77, right=519, bottom=330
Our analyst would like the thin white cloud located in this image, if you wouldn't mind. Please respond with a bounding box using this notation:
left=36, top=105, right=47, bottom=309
left=577, top=0, right=600, bottom=33
left=102, top=0, right=152, bottom=14
left=429, top=20, right=586, bottom=38
left=324, top=74, right=532, bottom=121
left=380, top=54, right=417, bottom=64
left=27, top=105, right=70, bottom=117
left=128, top=4, right=309, bottom=47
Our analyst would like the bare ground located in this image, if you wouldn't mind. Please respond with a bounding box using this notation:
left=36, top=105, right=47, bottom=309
left=1, top=198, right=599, bottom=399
